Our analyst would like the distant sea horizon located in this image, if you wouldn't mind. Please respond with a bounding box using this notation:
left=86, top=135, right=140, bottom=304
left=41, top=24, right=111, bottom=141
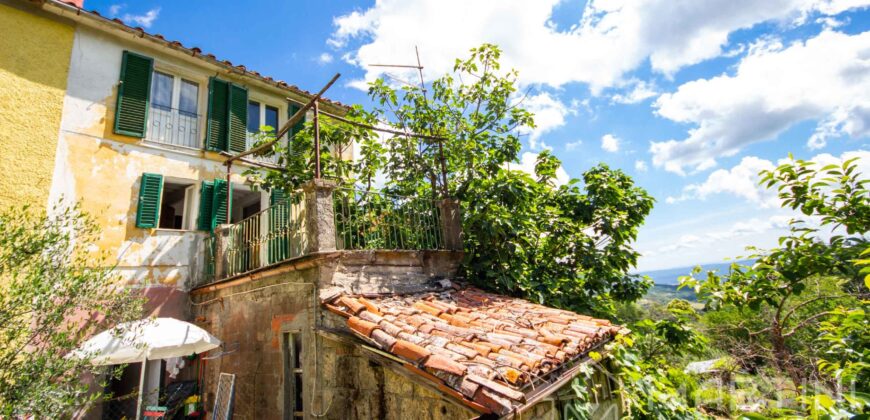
left=636, top=259, right=754, bottom=285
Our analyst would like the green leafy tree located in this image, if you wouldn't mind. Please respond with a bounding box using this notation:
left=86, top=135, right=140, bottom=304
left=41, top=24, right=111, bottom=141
left=0, top=205, right=143, bottom=417
left=681, top=156, right=869, bottom=411
left=254, top=44, right=654, bottom=313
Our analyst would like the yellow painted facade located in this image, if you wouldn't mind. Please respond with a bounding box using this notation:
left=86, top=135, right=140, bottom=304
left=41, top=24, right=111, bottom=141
left=0, top=3, right=73, bottom=211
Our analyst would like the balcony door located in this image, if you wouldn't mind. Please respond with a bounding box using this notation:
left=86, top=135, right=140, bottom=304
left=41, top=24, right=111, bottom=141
left=147, top=71, right=200, bottom=149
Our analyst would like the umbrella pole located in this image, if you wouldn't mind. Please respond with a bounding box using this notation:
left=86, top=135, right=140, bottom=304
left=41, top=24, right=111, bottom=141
left=135, top=356, right=146, bottom=420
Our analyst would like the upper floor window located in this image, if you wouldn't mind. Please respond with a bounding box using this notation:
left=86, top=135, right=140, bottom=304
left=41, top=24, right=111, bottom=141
left=247, top=101, right=280, bottom=135
left=246, top=101, right=281, bottom=164
left=146, top=71, right=201, bottom=149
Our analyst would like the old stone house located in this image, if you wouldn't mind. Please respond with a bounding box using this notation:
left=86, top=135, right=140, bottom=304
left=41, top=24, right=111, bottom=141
left=192, top=181, right=623, bottom=419
left=1, top=0, right=624, bottom=418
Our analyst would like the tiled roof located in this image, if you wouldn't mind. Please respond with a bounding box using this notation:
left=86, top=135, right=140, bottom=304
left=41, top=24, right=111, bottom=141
left=324, top=285, right=621, bottom=416
left=45, top=0, right=349, bottom=110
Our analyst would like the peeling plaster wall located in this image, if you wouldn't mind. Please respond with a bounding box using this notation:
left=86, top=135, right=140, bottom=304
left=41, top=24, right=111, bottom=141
left=0, top=2, right=73, bottom=211
left=48, top=25, right=291, bottom=293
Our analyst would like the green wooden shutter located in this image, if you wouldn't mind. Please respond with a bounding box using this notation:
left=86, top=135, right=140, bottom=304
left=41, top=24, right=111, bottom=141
left=228, top=84, right=248, bottom=153
left=269, top=189, right=290, bottom=263
left=135, top=173, right=163, bottom=228
left=211, top=179, right=231, bottom=228
left=287, top=103, right=305, bottom=139
left=197, top=181, right=215, bottom=231
left=206, top=78, right=229, bottom=151
left=114, top=51, right=153, bottom=137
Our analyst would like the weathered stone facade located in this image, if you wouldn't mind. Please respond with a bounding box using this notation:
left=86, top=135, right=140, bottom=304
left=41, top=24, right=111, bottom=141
left=191, top=181, right=621, bottom=420
left=192, top=249, right=478, bottom=420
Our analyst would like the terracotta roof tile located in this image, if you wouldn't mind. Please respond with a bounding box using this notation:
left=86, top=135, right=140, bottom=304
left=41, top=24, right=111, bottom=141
left=326, top=286, right=620, bottom=415
left=44, top=0, right=349, bottom=109
left=348, top=316, right=378, bottom=337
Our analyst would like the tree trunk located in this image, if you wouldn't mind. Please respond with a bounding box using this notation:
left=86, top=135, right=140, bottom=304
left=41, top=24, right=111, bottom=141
left=769, top=323, right=803, bottom=390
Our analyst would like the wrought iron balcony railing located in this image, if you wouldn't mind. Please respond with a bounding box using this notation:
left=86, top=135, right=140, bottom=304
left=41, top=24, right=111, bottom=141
left=198, top=183, right=456, bottom=287
left=145, top=106, right=201, bottom=149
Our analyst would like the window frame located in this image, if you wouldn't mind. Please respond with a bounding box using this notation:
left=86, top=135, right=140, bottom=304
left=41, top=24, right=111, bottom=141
left=147, top=62, right=208, bottom=149
left=282, top=330, right=304, bottom=420
left=245, top=95, right=284, bottom=136
left=155, top=176, right=200, bottom=231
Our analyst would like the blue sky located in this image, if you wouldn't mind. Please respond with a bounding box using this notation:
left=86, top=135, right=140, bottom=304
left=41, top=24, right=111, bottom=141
left=93, top=0, right=870, bottom=271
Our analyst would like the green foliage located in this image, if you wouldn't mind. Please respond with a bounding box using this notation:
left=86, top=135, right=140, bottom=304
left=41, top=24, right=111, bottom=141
left=631, top=299, right=707, bottom=363
left=360, top=45, right=655, bottom=312
left=816, top=306, right=869, bottom=392
left=253, top=44, right=654, bottom=314
left=693, top=386, right=736, bottom=416
left=461, top=159, right=654, bottom=312
left=681, top=156, right=869, bottom=416
left=0, top=205, right=143, bottom=417
left=606, top=335, right=708, bottom=419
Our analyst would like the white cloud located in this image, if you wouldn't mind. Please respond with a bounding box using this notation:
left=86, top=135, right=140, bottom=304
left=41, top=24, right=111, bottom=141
left=317, top=53, right=334, bottom=64
left=635, top=160, right=649, bottom=172
left=108, top=4, right=123, bottom=16
left=668, top=150, right=870, bottom=206
left=667, top=156, right=778, bottom=206
left=509, top=152, right=570, bottom=186
left=121, top=7, right=160, bottom=28
left=329, top=0, right=870, bottom=92
left=651, top=30, right=870, bottom=174
left=651, top=215, right=793, bottom=255
left=601, top=134, right=620, bottom=153
left=611, top=80, right=659, bottom=104
left=522, top=92, right=574, bottom=150
left=565, top=140, right=583, bottom=151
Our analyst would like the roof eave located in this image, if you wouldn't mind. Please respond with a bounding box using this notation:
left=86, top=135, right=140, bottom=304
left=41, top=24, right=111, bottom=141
left=37, top=0, right=350, bottom=114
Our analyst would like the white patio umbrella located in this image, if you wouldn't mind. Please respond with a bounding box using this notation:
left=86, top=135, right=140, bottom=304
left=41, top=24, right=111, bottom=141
left=71, top=317, right=221, bottom=420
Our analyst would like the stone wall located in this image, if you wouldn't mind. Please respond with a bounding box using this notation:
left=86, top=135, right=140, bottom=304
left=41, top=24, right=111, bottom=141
left=191, top=248, right=469, bottom=420
left=193, top=269, right=317, bottom=420
left=315, top=333, right=478, bottom=420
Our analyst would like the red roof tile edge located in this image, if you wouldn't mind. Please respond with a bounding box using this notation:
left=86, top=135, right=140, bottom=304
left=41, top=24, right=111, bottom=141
left=42, top=0, right=349, bottom=110
left=326, top=286, right=622, bottom=415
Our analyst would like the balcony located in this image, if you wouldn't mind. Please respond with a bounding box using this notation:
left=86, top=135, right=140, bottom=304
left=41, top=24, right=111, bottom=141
left=145, top=106, right=201, bottom=149
left=245, top=134, right=282, bottom=166
left=199, top=181, right=461, bottom=286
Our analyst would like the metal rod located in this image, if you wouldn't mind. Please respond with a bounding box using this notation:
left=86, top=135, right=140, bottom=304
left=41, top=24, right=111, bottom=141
left=318, top=111, right=447, bottom=141
left=368, top=63, right=423, bottom=69
left=225, top=73, right=340, bottom=165
left=314, top=100, right=321, bottom=179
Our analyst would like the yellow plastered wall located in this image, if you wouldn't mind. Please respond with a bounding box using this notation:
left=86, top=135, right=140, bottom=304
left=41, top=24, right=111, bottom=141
left=0, top=4, right=73, bottom=211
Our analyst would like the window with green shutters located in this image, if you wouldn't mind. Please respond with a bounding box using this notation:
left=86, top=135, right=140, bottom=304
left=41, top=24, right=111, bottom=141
left=268, top=189, right=290, bottom=263
left=197, top=181, right=215, bottom=231
left=206, top=77, right=248, bottom=153
left=228, top=84, right=248, bottom=153
left=206, top=78, right=229, bottom=151
left=288, top=103, right=305, bottom=139
left=135, top=173, right=164, bottom=228
left=196, top=179, right=233, bottom=231
left=114, top=51, right=154, bottom=138
left=211, top=179, right=231, bottom=228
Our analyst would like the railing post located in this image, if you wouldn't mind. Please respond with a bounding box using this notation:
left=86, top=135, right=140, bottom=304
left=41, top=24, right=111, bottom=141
left=213, top=224, right=233, bottom=280
left=302, top=179, right=337, bottom=254
left=437, top=198, right=463, bottom=251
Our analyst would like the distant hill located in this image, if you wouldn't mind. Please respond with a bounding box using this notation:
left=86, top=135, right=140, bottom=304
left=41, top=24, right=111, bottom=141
left=637, top=260, right=753, bottom=285
left=636, top=260, right=754, bottom=305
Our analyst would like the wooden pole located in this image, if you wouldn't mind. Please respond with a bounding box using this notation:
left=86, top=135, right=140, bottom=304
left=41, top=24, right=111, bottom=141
left=314, top=101, right=321, bottom=179
left=224, top=73, right=340, bottom=165
left=135, top=356, right=147, bottom=420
